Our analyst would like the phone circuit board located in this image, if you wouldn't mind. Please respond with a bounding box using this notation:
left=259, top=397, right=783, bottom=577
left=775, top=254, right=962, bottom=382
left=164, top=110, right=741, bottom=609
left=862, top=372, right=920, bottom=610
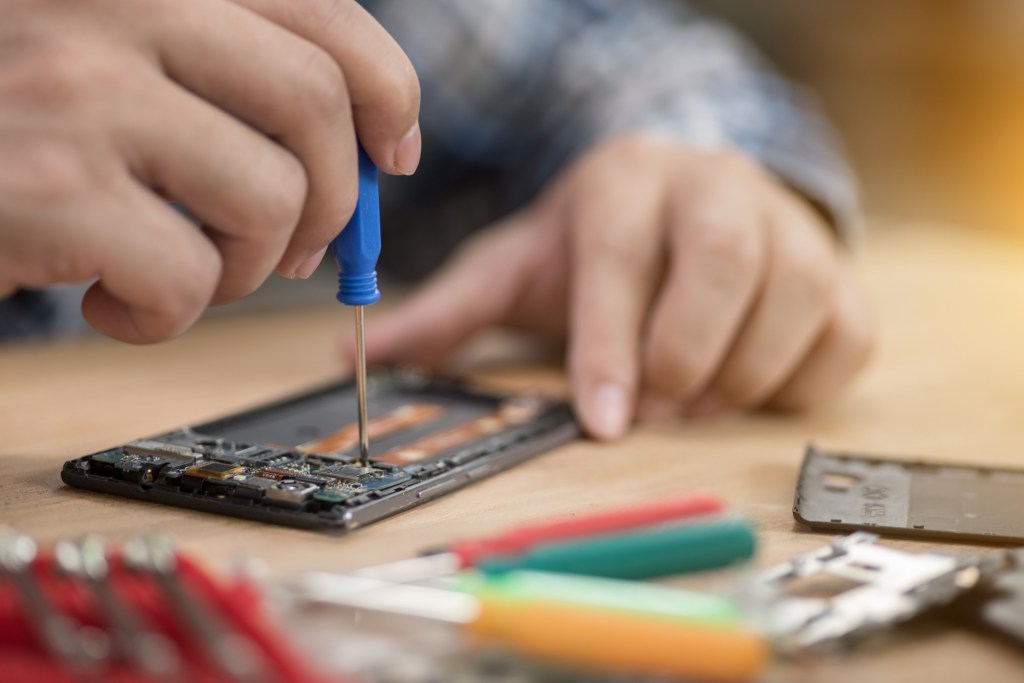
left=61, top=372, right=578, bottom=531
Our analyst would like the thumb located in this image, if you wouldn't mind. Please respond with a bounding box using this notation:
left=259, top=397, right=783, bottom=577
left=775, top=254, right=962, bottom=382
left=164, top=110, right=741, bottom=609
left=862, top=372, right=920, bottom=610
left=362, top=221, right=533, bottom=367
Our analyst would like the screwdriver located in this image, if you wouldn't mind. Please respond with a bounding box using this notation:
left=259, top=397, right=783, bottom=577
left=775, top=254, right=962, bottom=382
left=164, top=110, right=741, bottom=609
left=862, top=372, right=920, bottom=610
left=0, top=529, right=87, bottom=670
left=54, top=536, right=180, bottom=680
left=124, top=536, right=270, bottom=683
left=353, top=494, right=749, bottom=582
left=293, top=571, right=768, bottom=682
left=331, top=145, right=381, bottom=468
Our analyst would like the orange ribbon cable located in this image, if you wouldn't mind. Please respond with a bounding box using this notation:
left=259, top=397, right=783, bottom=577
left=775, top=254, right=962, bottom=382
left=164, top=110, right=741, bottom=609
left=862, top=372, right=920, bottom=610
left=298, top=403, right=445, bottom=454
left=375, top=399, right=544, bottom=465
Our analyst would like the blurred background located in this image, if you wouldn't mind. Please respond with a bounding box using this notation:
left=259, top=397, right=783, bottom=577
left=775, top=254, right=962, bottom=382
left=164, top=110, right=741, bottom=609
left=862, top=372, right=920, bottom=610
left=206, top=0, right=1024, bottom=317
left=692, top=0, right=1024, bottom=236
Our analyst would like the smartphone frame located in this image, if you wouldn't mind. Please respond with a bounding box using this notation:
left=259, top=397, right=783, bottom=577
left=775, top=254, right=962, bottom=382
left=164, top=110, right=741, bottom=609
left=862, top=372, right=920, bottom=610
left=61, top=375, right=579, bottom=532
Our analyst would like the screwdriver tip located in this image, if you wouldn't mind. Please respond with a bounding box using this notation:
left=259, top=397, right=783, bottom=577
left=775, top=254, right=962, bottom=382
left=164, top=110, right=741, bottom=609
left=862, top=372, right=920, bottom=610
left=354, top=306, right=371, bottom=469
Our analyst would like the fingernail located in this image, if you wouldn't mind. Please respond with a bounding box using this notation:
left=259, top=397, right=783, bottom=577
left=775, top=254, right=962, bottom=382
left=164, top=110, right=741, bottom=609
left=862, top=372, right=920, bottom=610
left=686, top=391, right=730, bottom=419
left=293, top=246, right=328, bottom=279
left=394, top=122, right=421, bottom=175
left=584, top=383, right=630, bottom=440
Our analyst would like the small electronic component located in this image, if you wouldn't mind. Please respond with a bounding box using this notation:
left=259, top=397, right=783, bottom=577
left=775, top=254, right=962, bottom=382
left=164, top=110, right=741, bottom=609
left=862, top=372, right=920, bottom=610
left=184, top=462, right=245, bottom=480
left=264, top=480, right=321, bottom=508
left=60, top=371, right=578, bottom=531
left=751, top=533, right=1009, bottom=654
left=124, top=440, right=198, bottom=463
left=793, top=444, right=1024, bottom=543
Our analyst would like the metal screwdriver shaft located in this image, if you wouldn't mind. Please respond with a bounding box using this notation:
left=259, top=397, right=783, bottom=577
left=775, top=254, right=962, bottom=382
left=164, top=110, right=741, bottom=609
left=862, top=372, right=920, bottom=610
left=331, top=145, right=381, bottom=469
left=353, top=305, right=370, bottom=466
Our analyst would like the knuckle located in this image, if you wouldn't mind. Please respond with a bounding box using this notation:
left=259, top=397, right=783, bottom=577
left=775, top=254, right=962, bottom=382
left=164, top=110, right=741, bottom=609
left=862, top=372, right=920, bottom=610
left=15, top=42, right=97, bottom=110
left=588, top=134, right=667, bottom=173
left=769, top=386, right=816, bottom=413
left=134, top=255, right=218, bottom=341
left=311, top=0, right=359, bottom=29
left=575, top=217, right=653, bottom=270
left=174, top=248, right=221, bottom=313
left=214, top=279, right=255, bottom=305
left=376, top=56, right=421, bottom=124
left=705, top=147, right=759, bottom=178
left=646, top=342, right=706, bottom=398
left=46, top=247, right=101, bottom=284
left=6, top=137, right=96, bottom=202
left=334, top=180, right=359, bottom=228
left=213, top=250, right=276, bottom=304
left=214, top=276, right=258, bottom=305
left=713, top=358, right=785, bottom=408
left=133, top=313, right=186, bottom=343
left=293, top=48, right=349, bottom=120
left=772, top=334, right=876, bottom=414
left=832, top=299, right=878, bottom=371
left=777, top=241, right=837, bottom=305
left=693, top=220, right=761, bottom=279
left=716, top=375, right=766, bottom=409
left=259, top=154, right=308, bottom=234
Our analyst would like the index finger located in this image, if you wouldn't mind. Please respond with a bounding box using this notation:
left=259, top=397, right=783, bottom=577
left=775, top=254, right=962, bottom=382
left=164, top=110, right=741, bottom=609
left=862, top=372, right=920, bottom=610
left=567, top=169, right=665, bottom=440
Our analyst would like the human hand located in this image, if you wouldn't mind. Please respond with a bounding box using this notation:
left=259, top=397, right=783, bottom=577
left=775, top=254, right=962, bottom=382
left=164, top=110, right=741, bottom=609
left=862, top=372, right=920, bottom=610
left=0, top=0, right=419, bottom=342
left=363, top=136, right=874, bottom=439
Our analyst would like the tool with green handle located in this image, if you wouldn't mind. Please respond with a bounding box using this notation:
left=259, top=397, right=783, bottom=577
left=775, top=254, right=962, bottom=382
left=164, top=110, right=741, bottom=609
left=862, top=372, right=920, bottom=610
left=476, top=517, right=757, bottom=579
left=457, top=570, right=744, bottom=626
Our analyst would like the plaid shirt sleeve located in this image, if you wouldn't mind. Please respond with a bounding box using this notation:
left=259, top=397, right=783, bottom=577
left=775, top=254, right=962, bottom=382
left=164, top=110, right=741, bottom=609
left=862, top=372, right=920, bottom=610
left=364, top=0, right=858, bottom=238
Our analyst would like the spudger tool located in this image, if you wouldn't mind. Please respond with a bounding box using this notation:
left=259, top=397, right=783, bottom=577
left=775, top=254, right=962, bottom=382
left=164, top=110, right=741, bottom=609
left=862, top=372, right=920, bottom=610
left=330, top=145, right=381, bottom=469
left=355, top=494, right=757, bottom=581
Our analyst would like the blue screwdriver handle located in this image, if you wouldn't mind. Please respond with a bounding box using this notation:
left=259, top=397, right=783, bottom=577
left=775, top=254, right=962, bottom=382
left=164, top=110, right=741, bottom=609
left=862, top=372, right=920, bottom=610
left=331, top=145, right=381, bottom=306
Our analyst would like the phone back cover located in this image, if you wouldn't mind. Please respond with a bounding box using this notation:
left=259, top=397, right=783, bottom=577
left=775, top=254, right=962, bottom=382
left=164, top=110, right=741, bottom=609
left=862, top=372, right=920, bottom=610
left=793, top=445, right=1024, bottom=543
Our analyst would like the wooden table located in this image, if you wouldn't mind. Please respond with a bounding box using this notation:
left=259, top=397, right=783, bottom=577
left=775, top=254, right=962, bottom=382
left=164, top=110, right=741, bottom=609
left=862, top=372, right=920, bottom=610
left=2, top=223, right=1023, bottom=681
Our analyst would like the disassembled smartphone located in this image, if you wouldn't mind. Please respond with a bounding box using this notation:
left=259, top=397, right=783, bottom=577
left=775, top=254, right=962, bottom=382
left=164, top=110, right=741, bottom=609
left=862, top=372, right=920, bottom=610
left=61, top=371, right=578, bottom=531
left=793, top=444, right=1024, bottom=543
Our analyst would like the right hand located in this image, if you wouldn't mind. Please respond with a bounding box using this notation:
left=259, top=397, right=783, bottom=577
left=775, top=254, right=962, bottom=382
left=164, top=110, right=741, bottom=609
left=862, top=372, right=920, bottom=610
left=0, top=0, right=420, bottom=342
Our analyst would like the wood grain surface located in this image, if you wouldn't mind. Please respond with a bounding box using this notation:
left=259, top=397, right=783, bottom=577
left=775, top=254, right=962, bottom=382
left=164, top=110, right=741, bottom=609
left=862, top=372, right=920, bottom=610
left=2, top=223, right=1023, bottom=681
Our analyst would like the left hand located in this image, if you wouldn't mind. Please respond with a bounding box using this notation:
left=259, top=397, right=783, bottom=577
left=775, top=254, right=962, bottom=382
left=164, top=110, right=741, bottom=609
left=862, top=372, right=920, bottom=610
left=362, top=135, right=875, bottom=439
